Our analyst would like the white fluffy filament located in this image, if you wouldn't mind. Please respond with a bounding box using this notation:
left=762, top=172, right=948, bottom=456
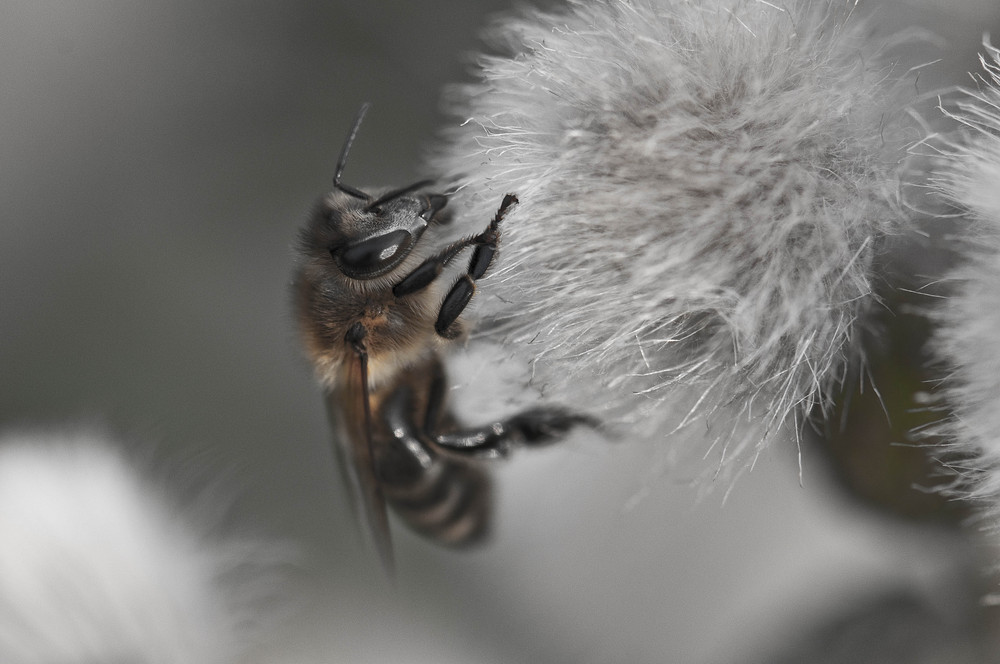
left=432, top=0, right=904, bottom=478
left=930, top=43, right=1000, bottom=558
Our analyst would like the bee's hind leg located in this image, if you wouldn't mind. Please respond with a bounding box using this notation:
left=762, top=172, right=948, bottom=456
left=433, top=408, right=596, bottom=459
left=422, top=358, right=596, bottom=459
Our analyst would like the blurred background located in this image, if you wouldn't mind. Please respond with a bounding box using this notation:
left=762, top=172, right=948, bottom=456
left=3, top=0, right=1000, bottom=662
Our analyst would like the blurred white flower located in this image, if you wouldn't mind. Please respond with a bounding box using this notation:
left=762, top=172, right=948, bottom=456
left=432, top=0, right=905, bottom=478
left=0, top=431, right=288, bottom=664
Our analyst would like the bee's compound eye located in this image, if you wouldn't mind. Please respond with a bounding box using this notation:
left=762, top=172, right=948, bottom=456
left=333, top=228, right=413, bottom=279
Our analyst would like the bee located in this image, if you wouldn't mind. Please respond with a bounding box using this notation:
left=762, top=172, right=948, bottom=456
left=294, top=104, right=593, bottom=571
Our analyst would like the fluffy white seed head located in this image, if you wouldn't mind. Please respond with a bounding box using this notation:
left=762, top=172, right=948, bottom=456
left=0, top=431, right=288, bottom=664
left=930, top=43, right=1000, bottom=531
left=431, top=0, right=904, bottom=476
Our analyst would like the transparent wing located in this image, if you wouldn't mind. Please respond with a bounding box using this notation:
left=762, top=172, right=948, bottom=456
left=324, top=343, right=394, bottom=574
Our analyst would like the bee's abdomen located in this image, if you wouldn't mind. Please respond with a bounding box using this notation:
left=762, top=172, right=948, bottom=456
left=373, top=361, right=493, bottom=547
left=379, top=451, right=491, bottom=547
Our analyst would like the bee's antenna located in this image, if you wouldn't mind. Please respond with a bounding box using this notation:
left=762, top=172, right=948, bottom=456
left=334, top=103, right=373, bottom=201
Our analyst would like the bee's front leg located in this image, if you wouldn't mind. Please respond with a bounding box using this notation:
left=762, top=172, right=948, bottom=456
left=392, top=194, right=518, bottom=339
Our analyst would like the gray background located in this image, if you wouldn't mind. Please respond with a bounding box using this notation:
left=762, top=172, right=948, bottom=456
left=3, top=1, right=1000, bottom=662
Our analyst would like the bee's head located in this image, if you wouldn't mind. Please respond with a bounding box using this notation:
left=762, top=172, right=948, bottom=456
left=306, top=103, right=449, bottom=281
left=320, top=186, right=448, bottom=280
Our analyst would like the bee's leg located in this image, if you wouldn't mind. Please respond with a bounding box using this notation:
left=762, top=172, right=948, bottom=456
left=432, top=407, right=596, bottom=459
left=392, top=194, right=518, bottom=339
left=421, top=360, right=596, bottom=458
left=431, top=194, right=515, bottom=338
left=377, top=387, right=436, bottom=481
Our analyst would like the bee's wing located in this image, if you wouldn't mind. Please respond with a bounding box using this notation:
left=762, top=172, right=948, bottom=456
left=324, top=347, right=394, bottom=574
